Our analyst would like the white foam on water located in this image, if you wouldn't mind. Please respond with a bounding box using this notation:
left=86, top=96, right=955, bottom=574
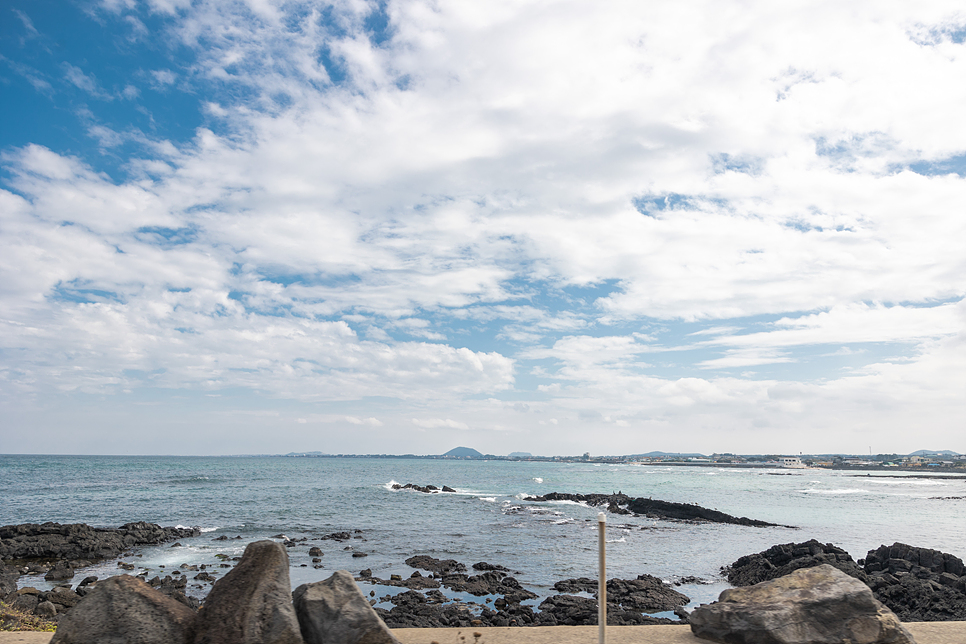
left=800, top=488, right=870, bottom=495
left=606, top=536, right=627, bottom=543
left=479, top=497, right=497, bottom=502
left=383, top=480, right=400, bottom=490
left=176, top=525, right=220, bottom=533
left=532, top=477, right=543, bottom=483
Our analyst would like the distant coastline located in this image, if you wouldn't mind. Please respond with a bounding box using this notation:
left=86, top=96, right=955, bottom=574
left=264, top=449, right=966, bottom=474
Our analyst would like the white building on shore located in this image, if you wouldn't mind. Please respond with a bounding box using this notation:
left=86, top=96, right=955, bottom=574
left=779, top=456, right=805, bottom=469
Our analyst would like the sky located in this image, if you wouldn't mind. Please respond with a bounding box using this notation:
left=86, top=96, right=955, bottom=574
left=1, top=0, right=965, bottom=457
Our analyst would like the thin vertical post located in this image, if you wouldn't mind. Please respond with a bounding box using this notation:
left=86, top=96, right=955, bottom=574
left=598, top=511, right=607, bottom=644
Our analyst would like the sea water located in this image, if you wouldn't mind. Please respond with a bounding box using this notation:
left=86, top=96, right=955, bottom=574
left=2, top=455, right=964, bottom=614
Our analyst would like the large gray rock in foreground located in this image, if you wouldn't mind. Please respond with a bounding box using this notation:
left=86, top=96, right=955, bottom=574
left=293, top=570, right=400, bottom=644
left=49, top=575, right=195, bottom=644
left=189, top=539, right=303, bottom=644
left=690, top=564, right=916, bottom=644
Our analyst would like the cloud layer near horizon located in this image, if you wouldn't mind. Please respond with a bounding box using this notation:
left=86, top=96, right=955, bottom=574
left=1, top=0, right=965, bottom=455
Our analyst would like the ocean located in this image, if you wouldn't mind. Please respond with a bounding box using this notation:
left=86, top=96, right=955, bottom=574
left=2, top=455, right=965, bottom=617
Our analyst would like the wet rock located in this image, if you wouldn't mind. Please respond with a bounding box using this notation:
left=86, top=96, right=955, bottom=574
left=443, top=572, right=538, bottom=602
left=405, top=555, right=466, bottom=574
left=49, top=575, right=196, bottom=644
left=472, top=562, right=509, bottom=572
left=309, top=547, right=322, bottom=557
left=0, top=521, right=200, bottom=562
left=321, top=532, right=351, bottom=541
left=536, top=594, right=676, bottom=626
left=44, top=560, right=75, bottom=581
left=47, top=586, right=82, bottom=610
left=552, top=574, right=689, bottom=612
left=188, top=540, right=302, bottom=644
left=690, top=564, right=914, bottom=644
left=293, top=570, right=400, bottom=644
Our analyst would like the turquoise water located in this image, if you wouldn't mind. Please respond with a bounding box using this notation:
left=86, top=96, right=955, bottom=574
left=2, top=455, right=964, bottom=612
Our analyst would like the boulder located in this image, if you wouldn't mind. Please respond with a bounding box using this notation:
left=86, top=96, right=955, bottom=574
left=10, top=591, right=40, bottom=613
left=0, top=567, right=18, bottom=596
left=293, top=570, right=400, bottom=644
left=45, top=560, right=75, bottom=581
left=35, top=600, right=58, bottom=618
left=405, top=555, right=465, bottom=574
left=49, top=575, right=196, bottom=644
left=690, top=564, right=915, bottom=644
left=188, top=540, right=303, bottom=644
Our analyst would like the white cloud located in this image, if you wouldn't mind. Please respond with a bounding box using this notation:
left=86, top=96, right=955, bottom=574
left=346, top=416, right=383, bottom=426
left=2, top=0, right=965, bottom=454
left=411, top=418, right=470, bottom=430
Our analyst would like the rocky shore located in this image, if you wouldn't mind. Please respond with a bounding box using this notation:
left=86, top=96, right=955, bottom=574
left=4, top=518, right=966, bottom=630
left=0, top=522, right=200, bottom=564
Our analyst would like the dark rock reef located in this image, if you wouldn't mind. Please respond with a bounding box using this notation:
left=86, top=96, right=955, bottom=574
left=390, top=483, right=456, bottom=494
left=369, top=554, right=687, bottom=628
left=0, top=521, right=201, bottom=562
left=523, top=492, right=790, bottom=527
left=553, top=573, right=690, bottom=612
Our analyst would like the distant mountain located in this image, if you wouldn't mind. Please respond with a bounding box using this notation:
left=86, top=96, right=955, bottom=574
left=508, top=452, right=532, bottom=458
left=442, top=446, right=483, bottom=458
left=909, top=450, right=960, bottom=456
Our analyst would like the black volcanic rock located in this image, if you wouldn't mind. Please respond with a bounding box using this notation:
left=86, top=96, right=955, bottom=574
left=863, top=543, right=966, bottom=621
left=552, top=575, right=689, bottom=613
left=0, top=522, right=201, bottom=562
left=405, top=555, right=466, bottom=574
left=728, top=540, right=966, bottom=622
left=726, top=539, right=865, bottom=586
left=524, top=492, right=788, bottom=527
left=536, top=595, right=676, bottom=626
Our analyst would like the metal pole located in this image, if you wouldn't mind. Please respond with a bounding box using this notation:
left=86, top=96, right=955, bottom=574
left=598, top=511, right=606, bottom=644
